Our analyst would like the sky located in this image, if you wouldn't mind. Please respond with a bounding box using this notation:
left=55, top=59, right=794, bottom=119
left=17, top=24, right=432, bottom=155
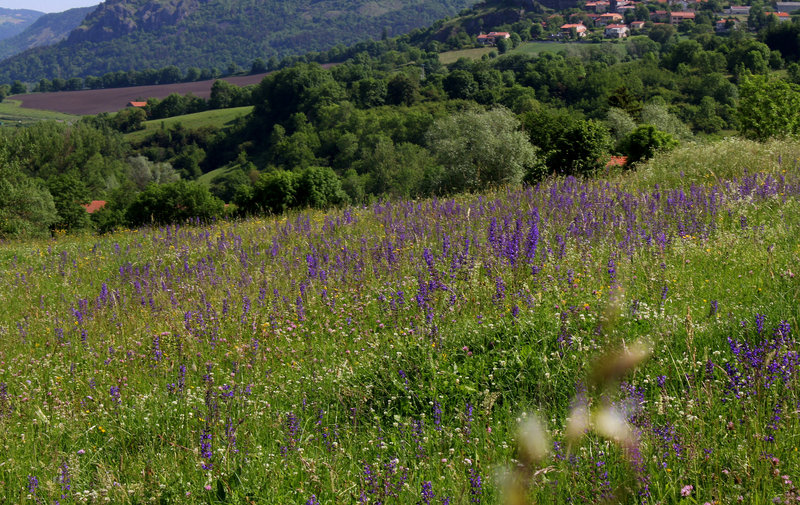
left=2, top=0, right=100, bottom=13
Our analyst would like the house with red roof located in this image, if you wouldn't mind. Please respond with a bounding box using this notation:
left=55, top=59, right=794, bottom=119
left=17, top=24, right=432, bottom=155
left=476, top=31, right=511, bottom=46
left=604, top=24, right=629, bottom=37
left=127, top=101, right=148, bottom=108
left=606, top=156, right=628, bottom=168
left=82, top=201, right=107, bottom=214
left=596, top=12, right=624, bottom=26
left=765, top=11, right=791, bottom=21
left=585, top=1, right=610, bottom=12
left=560, top=23, right=588, bottom=37
left=669, top=11, right=696, bottom=25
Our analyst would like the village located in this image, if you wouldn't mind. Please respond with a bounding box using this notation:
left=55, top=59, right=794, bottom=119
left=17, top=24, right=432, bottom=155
left=474, top=0, right=799, bottom=41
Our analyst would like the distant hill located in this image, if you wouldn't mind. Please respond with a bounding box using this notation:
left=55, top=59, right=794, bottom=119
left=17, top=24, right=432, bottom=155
left=0, top=8, right=43, bottom=42
left=0, top=0, right=478, bottom=83
left=0, top=7, right=94, bottom=61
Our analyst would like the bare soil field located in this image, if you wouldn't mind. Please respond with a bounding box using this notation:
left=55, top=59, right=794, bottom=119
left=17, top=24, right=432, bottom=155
left=8, top=73, right=271, bottom=115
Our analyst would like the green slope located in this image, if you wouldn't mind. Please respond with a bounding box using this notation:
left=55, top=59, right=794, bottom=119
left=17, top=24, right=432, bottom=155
left=124, top=105, right=253, bottom=142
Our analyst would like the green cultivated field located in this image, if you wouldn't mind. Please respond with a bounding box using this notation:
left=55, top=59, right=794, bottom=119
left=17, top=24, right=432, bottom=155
left=1, top=138, right=800, bottom=503
left=0, top=99, right=79, bottom=126
left=440, top=40, right=630, bottom=64
left=125, top=106, right=253, bottom=142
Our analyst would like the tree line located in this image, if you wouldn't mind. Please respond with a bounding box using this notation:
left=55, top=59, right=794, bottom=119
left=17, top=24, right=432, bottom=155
left=3, top=15, right=800, bottom=239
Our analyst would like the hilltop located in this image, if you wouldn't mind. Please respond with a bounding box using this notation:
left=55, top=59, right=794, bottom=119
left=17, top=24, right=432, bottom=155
left=0, top=8, right=43, bottom=42
left=0, top=7, right=94, bottom=61
left=0, top=0, right=478, bottom=82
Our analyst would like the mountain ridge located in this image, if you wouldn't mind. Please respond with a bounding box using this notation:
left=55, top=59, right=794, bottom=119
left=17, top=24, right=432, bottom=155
left=0, top=0, right=478, bottom=83
left=0, top=7, right=94, bottom=61
left=0, top=8, right=44, bottom=42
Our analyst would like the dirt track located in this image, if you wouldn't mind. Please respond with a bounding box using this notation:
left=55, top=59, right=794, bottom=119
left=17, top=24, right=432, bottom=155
left=9, top=73, right=271, bottom=115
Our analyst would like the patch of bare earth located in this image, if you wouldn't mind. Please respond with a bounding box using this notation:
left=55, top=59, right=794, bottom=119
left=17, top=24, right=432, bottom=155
left=9, top=73, right=272, bottom=115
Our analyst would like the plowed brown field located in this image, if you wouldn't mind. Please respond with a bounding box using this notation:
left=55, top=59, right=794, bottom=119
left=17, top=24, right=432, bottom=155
left=9, top=73, right=271, bottom=115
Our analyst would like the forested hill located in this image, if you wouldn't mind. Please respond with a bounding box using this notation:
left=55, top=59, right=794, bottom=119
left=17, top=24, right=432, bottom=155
left=0, top=8, right=43, bottom=42
left=0, top=7, right=94, bottom=61
left=0, top=0, right=478, bottom=83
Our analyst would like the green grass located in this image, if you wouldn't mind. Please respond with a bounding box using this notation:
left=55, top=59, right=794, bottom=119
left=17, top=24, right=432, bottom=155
left=440, top=40, right=629, bottom=64
left=197, top=165, right=236, bottom=186
left=125, top=106, right=253, bottom=141
left=439, top=47, right=495, bottom=64
left=2, top=138, right=800, bottom=503
left=0, top=99, right=79, bottom=127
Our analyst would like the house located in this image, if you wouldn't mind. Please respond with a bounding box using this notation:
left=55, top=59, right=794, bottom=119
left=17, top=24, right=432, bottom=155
left=585, top=1, right=610, bottom=12
left=604, top=24, right=629, bottom=37
left=726, top=5, right=750, bottom=15
left=630, top=20, right=646, bottom=29
left=560, top=23, right=588, bottom=37
left=606, top=156, right=628, bottom=168
left=652, top=10, right=669, bottom=22
left=765, top=11, right=791, bottom=21
left=476, top=31, right=511, bottom=45
left=596, top=12, right=624, bottom=25
left=669, top=11, right=696, bottom=25
left=715, top=18, right=738, bottom=32
left=776, top=2, right=800, bottom=13
left=127, top=101, right=147, bottom=108
left=83, top=201, right=107, bottom=214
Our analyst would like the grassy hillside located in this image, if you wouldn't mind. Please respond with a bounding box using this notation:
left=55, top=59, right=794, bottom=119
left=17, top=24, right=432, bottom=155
left=439, top=41, right=630, bottom=64
left=124, top=105, right=253, bottom=142
left=0, top=98, right=78, bottom=126
left=1, top=138, right=799, bottom=503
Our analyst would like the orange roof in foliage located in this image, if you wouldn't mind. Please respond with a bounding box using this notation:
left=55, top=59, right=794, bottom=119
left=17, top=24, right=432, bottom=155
left=606, top=156, right=628, bottom=167
left=83, top=200, right=107, bottom=213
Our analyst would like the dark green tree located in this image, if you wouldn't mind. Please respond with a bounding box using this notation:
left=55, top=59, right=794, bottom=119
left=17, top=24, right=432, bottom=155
left=0, top=159, right=58, bottom=238
left=737, top=74, right=800, bottom=140
left=126, top=180, right=224, bottom=226
left=46, top=172, right=91, bottom=231
left=620, top=125, right=679, bottom=164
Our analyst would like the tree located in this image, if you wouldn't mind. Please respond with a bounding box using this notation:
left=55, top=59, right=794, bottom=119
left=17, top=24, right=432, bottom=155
left=648, top=24, right=676, bottom=47
left=640, top=102, right=693, bottom=140
left=296, top=166, right=348, bottom=209
left=606, top=107, right=637, bottom=143
left=386, top=74, right=419, bottom=106
left=443, top=70, right=478, bottom=100
left=126, top=180, right=224, bottom=226
left=620, top=125, right=679, bottom=164
left=247, top=170, right=300, bottom=214
left=112, top=107, right=147, bottom=133
left=0, top=159, right=57, bottom=238
left=553, top=120, right=613, bottom=175
left=426, top=107, right=538, bottom=193
left=9, top=81, right=26, bottom=94
left=737, top=74, right=800, bottom=141
left=127, top=155, right=179, bottom=190
left=46, top=171, right=91, bottom=231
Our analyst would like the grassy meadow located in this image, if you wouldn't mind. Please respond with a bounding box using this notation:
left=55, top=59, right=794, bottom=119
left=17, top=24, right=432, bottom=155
left=124, top=106, right=254, bottom=142
left=439, top=41, right=627, bottom=64
left=0, top=99, right=79, bottom=127
left=1, top=138, right=800, bottom=504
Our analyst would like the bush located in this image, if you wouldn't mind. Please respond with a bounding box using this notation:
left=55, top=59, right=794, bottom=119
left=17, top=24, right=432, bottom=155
left=126, top=180, right=224, bottom=226
left=620, top=124, right=679, bottom=165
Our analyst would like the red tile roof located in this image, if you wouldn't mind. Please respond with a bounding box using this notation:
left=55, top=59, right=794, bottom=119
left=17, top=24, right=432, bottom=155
left=127, top=101, right=147, bottom=107
left=606, top=156, right=628, bottom=167
left=83, top=200, right=107, bottom=213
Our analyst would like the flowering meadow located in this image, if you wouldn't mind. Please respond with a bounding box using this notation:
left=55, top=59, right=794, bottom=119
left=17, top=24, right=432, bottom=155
left=1, top=138, right=800, bottom=504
